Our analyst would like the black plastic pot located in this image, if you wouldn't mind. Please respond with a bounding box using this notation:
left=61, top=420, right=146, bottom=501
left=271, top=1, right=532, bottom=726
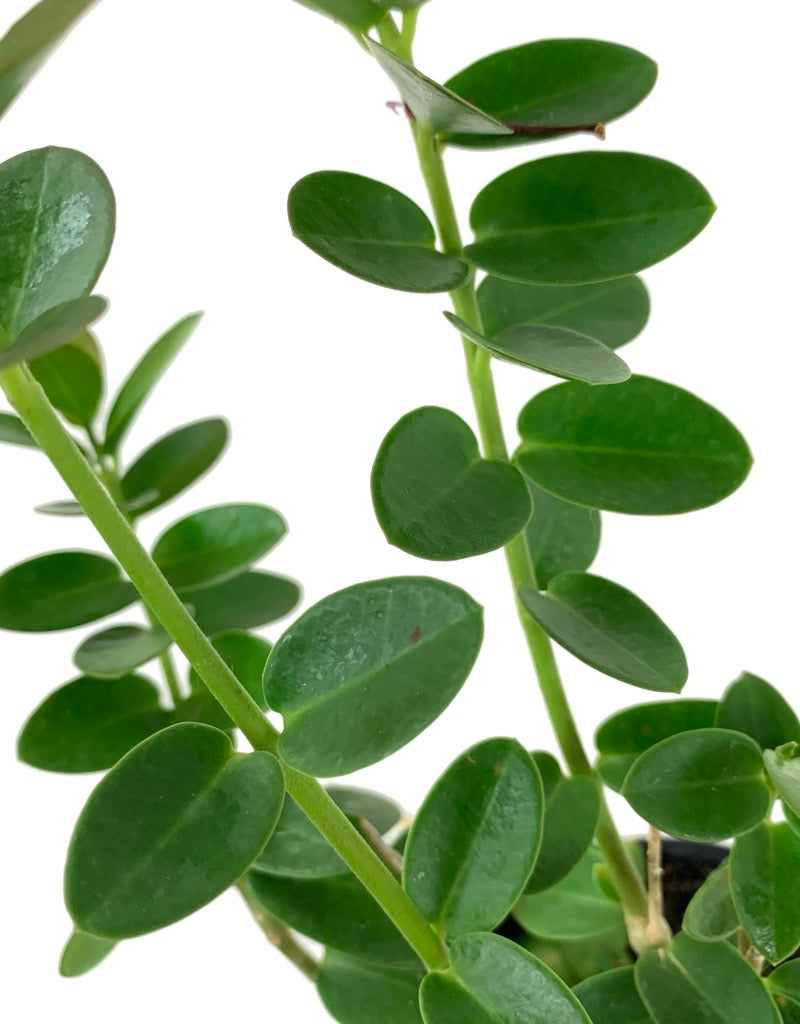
left=642, top=837, right=727, bottom=933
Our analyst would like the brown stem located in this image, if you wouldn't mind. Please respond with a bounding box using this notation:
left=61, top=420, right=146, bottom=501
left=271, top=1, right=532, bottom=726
left=237, top=878, right=320, bottom=981
left=645, top=826, right=671, bottom=948
left=356, top=818, right=404, bottom=878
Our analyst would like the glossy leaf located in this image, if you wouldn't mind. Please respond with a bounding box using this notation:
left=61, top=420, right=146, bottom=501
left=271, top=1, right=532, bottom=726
left=635, top=933, right=781, bottom=1024
left=731, top=822, right=800, bottom=963
left=65, top=724, right=285, bottom=937
left=187, top=631, right=272, bottom=709
left=526, top=774, right=599, bottom=894
left=683, top=863, right=739, bottom=942
left=404, top=738, right=543, bottom=936
left=0, top=550, right=136, bottom=632
left=120, top=417, right=228, bottom=516
left=517, top=376, right=752, bottom=515
left=292, top=0, right=383, bottom=31
left=288, top=171, right=468, bottom=293
left=765, top=746, right=800, bottom=817
left=0, top=147, right=114, bottom=337
left=0, top=411, right=37, bottom=448
left=445, top=313, right=630, bottom=385
left=18, top=674, right=169, bottom=773
left=444, top=39, right=657, bottom=149
left=264, top=577, right=483, bottom=775
left=623, top=728, right=770, bottom=840
left=467, top=152, right=714, bottom=285
left=28, top=332, right=103, bottom=426
left=573, top=966, right=653, bottom=1024
left=716, top=672, right=800, bottom=750
left=420, top=931, right=592, bottom=1024
left=523, top=478, right=600, bottom=588
left=478, top=275, right=650, bottom=350
left=318, top=952, right=424, bottom=1024
left=0, top=295, right=107, bottom=370
left=520, top=572, right=687, bottom=693
left=531, top=750, right=563, bottom=798
left=104, top=312, right=202, bottom=452
left=371, top=406, right=531, bottom=560
left=59, top=930, right=116, bottom=979
left=74, top=625, right=171, bottom=679
left=367, top=40, right=511, bottom=137
left=767, top=962, right=800, bottom=1024
left=184, top=571, right=301, bottom=635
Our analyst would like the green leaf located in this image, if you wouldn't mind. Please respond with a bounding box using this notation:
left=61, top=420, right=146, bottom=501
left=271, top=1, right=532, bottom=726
left=0, top=550, right=136, bottom=632
left=65, top=723, right=284, bottom=938
left=248, top=870, right=418, bottom=967
left=767, top=962, right=800, bottom=1024
left=403, top=738, right=543, bottom=936
left=731, top=821, right=800, bottom=964
left=530, top=750, right=563, bottom=798
left=517, top=376, right=752, bottom=515
left=444, top=39, right=657, bottom=149
left=104, top=312, right=202, bottom=453
left=187, top=631, right=272, bottom=711
left=445, top=313, right=630, bottom=385
left=523, top=478, right=600, bottom=588
left=622, top=728, right=770, bottom=840
left=478, top=275, right=650, bottom=350
left=371, top=406, right=531, bottom=560
left=330, top=785, right=403, bottom=835
left=318, top=952, right=424, bottom=1024
left=28, top=332, right=103, bottom=426
left=291, top=0, right=383, bottom=31
left=120, top=417, right=228, bottom=516
left=74, top=625, right=171, bottom=679
left=526, top=775, right=599, bottom=894
left=520, top=572, right=687, bottom=693
left=683, top=862, right=739, bottom=943
left=288, top=171, right=468, bottom=293
left=0, top=147, right=114, bottom=337
left=59, top=930, right=116, bottom=979
left=0, top=411, right=37, bottom=448
left=635, top=933, right=781, bottom=1024
left=171, top=689, right=233, bottom=734
left=184, top=571, right=301, bottom=635
left=0, top=295, right=107, bottom=370
left=366, top=40, right=511, bottom=137
left=716, top=672, right=800, bottom=751
left=573, top=965, right=654, bottom=1024
left=765, top=747, right=800, bottom=818
left=264, top=577, right=483, bottom=775
left=34, top=489, right=159, bottom=518
left=0, top=0, right=99, bottom=119
left=467, top=152, right=714, bottom=285
left=420, top=931, right=592, bottom=1024
left=17, top=674, right=169, bottom=773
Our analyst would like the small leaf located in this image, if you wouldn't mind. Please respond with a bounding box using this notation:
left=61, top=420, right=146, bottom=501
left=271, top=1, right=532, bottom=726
left=18, top=674, right=169, bottom=773
left=34, top=489, right=158, bottom=518
left=467, top=152, right=714, bottom=285
left=520, top=572, right=688, bottom=693
left=330, top=785, right=403, bottom=835
left=683, top=862, right=739, bottom=943
left=59, top=930, right=116, bottom=979
left=288, top=171, right=468, bottom=293
left=635, top=933, right=781, bottom=1024
left=264, top=577, right=483, bottom=776
left=517, top=376, right=752, bottom=515
left=0, top=550, right=136, bottom=632
left=188, top=631, right=272, bottom=709
left=317, top=952, right=424, bottom=1024
left=74, top=625, right=171, bottom=679
left=716, top=672, right=800, bottom=750
left=530, top=750, right=563, bottom=798
left=573, top=965, right=653, bottom=1024
left=622, top=728, right=770, bottom=841
left=371, top=406, right=531, bottom=560
left=445, top=313, right=630, bottom=385
left=0, top=295, right=107, bottom=370
left=525, top=775, right=600, bottom=894
left=444, top=39, right=657, bottom=149
left=291, top=0, right=383, bottom=31
left=404, top=738, right=543, bottom=936
left=28, top=332, right=103, bottom=426
left=366, top=40, right=511, bottom=137
left=767, top=962, right=800, bottom=1024
left=184, top=571, right=301, bottom=635
left=523, top=477, right=601, bottom=588
left=0, top=411, right=38, bottom=448
left=765, top=747, right=800, bottom=818
left=478, top=275, right=650, bottom=350
left=120, top=417, right=228, bottom=516
left=65, top=723, right=285, bottom=938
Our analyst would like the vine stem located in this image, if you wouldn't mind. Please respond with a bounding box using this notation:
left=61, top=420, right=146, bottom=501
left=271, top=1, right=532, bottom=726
left=0, top=360, right=448, bottom=974
left=236, top=877, right=320, bottom=981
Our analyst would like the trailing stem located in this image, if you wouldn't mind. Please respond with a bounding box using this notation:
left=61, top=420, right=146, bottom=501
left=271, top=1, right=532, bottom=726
left=236, top=877, right=320, bottom=981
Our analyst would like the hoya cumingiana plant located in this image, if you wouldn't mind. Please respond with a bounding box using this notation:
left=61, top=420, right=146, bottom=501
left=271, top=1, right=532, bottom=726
left=2, top=1, right=799, bottom=1022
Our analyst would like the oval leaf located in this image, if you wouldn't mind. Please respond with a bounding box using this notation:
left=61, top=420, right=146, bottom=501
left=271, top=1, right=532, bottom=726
left=74, top=625, right=171, bottom=679
left=683, top=862, right=739, bottom=943
left=765, top=746, right=800, bottom=819
left=525, top=774, right=600, bottom=894
left=187, top=630, right=272, bottom=709
left=0, top=295, right=107, bottom=370
left=523, top=477, right=601, bottom=588
left=517, top=376, right=752, bottom=515
left=371, top=406, right=531, bottom=560
left=184, top=571, right=301, bottom=635
left=573, top=965, right=653, bottom=1024
left=292, top=0, right=383, bottom=31
left=59, top=930, right=116, bottom=979
left=716, top=672, right=800, bottom=751
left=767, top=962, right=800, bottom=1024
left=288, top=171, right=468, bottom=293
left=318, top=951, right=423, bottom=1024
left=0, top=411, right=38, bottom=448
left=27, top=331, right=103, bottom=425
left=264, top=577, right=483, bottom=776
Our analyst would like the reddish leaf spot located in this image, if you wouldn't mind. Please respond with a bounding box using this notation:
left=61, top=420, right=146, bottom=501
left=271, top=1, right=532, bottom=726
left=410, top=626, right=422, bottom=645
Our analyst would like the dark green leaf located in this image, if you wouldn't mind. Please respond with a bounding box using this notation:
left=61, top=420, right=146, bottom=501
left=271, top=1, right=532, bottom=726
left=264, top=577, right=483, bottom=775
left=467, top=152, right=714, bottom=285
left=59, top=930, right=116, bottom=979
left=28, top=332, right=103, bottom=426
left=767, top=962, right=800, bottom=1024
left=330, top=785, right=403, bottom=835
left=18, top=674, right=169, bottom=773
left=520, top=572, right=687, bottom=693
left=104, top=312, right=202, bottom=452
left=765, top=747, right=800, bottom=818
left=0, top=147, right=114, bottom=337
left=573, top=965, right=653, bottom=1024
left=478, top=275, right=650, bottom=350
left=635, top=933, right=781, bottom=1024
left=526, top=775, right=599, bottom=894
left=371, top=406, right=531, bottom=560
left=531, top=750, right=563, bottom=798
left=517, top=376, right=752, bottom=515
left=622, top=728, right=770, bottom=840
left=171, top=689, right=233, bottom=733
left=184, top=571, right=301, bottom=635
left=445, top=313, right=630, bottom=385
left=318, top=952, right=424, bottom=1024
left=65, top=723, right=285, bottom=938
left=0, top=550, right=136, bottom=632
left=0, top=411, right=37, bottom=448
left=0, top=295, right=107, bottom=370
left=716, top=672, right=800, bottom=751
left=120, top=417, right=228, bottom=516
left=523, top=478, right=600, bottom=588
left=444, top=39, right=657, bottom=149
left=74, top=625, right=171, bottom=679
left=288, top=171, right=468, bottom=293
left=291, top=0, right=383, bottom=31
left=187, top=631, right=272, bottom=709
left=683, top=862, right=739, bottom=942
left=404, top=738, right=543, bottom=936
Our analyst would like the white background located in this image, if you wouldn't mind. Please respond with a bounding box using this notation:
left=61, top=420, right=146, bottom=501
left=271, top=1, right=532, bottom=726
left=2, top=0, right=797, bottom=1019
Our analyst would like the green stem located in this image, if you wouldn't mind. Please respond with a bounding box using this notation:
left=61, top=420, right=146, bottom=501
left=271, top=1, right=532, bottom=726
left=237, top=877, right=320, bottom=981
left=0, top=361, right=448, bottom=974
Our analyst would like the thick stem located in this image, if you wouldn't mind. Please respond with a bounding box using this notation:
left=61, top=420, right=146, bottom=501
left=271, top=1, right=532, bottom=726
left=237, top=877, right=320, bottom=981
left=645, top=826, right=671, bottom=948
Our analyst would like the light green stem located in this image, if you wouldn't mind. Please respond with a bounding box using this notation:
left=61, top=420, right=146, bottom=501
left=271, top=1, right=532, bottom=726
left=0, top=361, right=448, bottom=973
